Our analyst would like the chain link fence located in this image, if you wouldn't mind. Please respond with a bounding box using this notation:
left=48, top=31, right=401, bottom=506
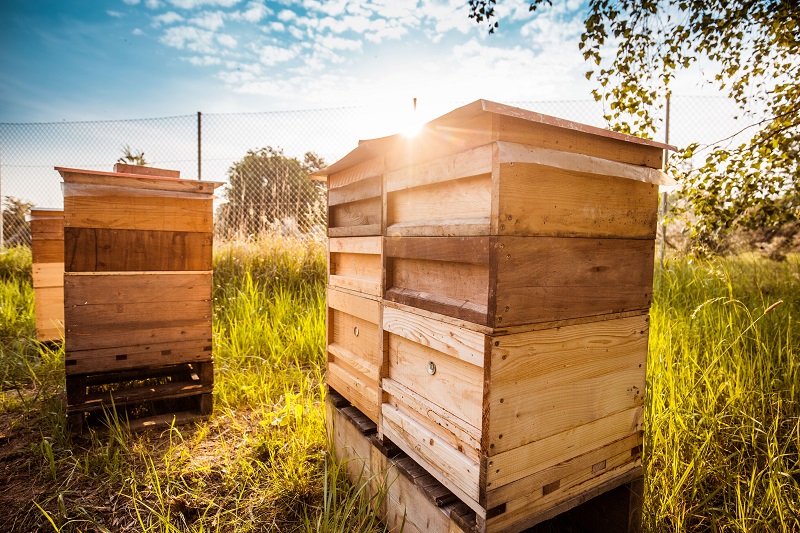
left=0, top=96, right=744, bottom=247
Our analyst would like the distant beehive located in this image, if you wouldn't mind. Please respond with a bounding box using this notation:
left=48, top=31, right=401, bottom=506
left=29, top=208, right=65, bottom=342
left=315, top=100, right=673, bottom=532
left=56, top=163, right=224, bottom=429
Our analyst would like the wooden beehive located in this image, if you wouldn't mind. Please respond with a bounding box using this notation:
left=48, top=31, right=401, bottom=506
left=315, top=99, right=672, bottom=532
left=56, top=163, right=224, bottom=429
left=29, top=208, right=65, bottom=342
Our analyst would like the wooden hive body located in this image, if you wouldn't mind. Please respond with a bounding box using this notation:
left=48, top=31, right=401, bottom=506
left=316, top=100, right=672, bottom=532
left=57, top=164, right=224, bottom=429
left=30, top=208, right=65, bottom=342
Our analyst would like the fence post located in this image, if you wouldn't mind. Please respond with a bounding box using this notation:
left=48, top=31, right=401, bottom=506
left=660, top=95, right=671, bottom=268
left=197, top=111, right=202, bottom=181
left=0, top=139, right=4, bottom=250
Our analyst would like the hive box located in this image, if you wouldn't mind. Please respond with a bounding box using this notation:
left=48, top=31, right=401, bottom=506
left=29, top=208, right=65, bottom=342
left=57, top=164, right=223, bottom=427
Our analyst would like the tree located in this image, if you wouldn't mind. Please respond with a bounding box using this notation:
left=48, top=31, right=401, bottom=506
left=215, top=146, right=326, bottom=238
left=2, top=196, right=34, bottom=246
left=469, top=0, right=799, bottom=252
left=118, top=145, right=148, bottom=166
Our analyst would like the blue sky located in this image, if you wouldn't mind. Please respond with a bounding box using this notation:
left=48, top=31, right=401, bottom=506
left=0, top=0, right=603, bottom=123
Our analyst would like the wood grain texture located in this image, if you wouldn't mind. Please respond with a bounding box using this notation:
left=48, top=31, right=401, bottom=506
left=385, top=236, right=491, bottom=265
left=487, top=315, right=649, bottom=454
left=498, top=163, right=659, bottom=239
left=329, top=308, right=381, bottom=379
left=65, top=194, right=211, bottom=232
left=494, top=237, right=655, bottom=326
left=494, top=115, right=664, bottom=169
left=113, top=163, right=180, bottom=178
left=329, top=197, right=381, bottom=231
left=58, top=168, right=221, bottom=194
left=328, top=236, right=382, bottom=255
left=34, top=286, right=64, bottom=342
left=64, top=228, right=212, bottom=272
left=329, top=244, right=382, bottom=297
left=327, top=359, right=381, bottom=423
left=31, top=239, right=64, bottom=263
left=328, top=155, right=384, bottom=189
left=328, top=175, right=381, bottom=206
left=387, top=333, right=482, bottom=430
left=327, top=287, right=380, bottom=323
left=65, top=339, right=212, bottom=376
left=32, top=262, right=64, bottom=289
left=384, top=143, right=493, bottom=193
left=64, top=272, right=211, bottom=305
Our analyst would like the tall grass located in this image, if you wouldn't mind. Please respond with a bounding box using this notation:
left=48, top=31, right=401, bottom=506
left=1, top=241, right=798, bottom=531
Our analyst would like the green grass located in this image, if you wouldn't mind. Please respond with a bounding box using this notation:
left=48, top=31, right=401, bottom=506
left=0, top=241, right=798, bottom=531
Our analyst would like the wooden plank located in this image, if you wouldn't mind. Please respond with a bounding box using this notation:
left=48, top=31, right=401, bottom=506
left=328, top=224, right=382, bottom=238
left=57, top=168, right=222, bottom=194
left=327, top=287, right=380, bottom=323
left=387, top=333, right=483, bottom=431
left=484, top=432, right=642, bottom=508
left=329, top=197, right=381, bottom=229
left=65, top=299, right=211, bottom=330
left=66, top=321, right=211, bottom=352
left=487, top=315, right=649, bottom=454
left=64, top=195, right=212, bottom=232
left=30, top=217, right=65, bottom=238
left=329, top=309, right=381, bottom=380
left=65, top=339, right=213, bottom=376
left=327, top=359, right=380, bottom=423
left=383, top=378, right=481, bottom=460
left=384, top=287, right=489, bottom=326
left=498, top=163, right=659, bottom=239
left=328, top=175, right=381, bottom=206
left=68, top=380, right=212, bottom=413
left=327, top=398, right=375, bottom=484
left=329, top=275, right=381, bottom=297
left=386, top=220, right=491, bottom=238
left=387, top=174, right=492, bottom=232
left=64, top=272, right=211, bottom=305
left=328, top=236, right=382, bottom=255
left=382, top=306, right=485, bottom=369
left=34, top=286, right=64, bottom=342
left=494, top=237, right=655, bottom=326
left=382, top=403, right=484, bottom=516
left=31, top=239, right=64, bottom=263
left=384, top=143, right=493, bottom=193
left=486, top=406, right=644, bottom=489
left=32, top=262, right=64, bottom=288
left=328, top=155, right=384, bottom=190
left=385, top=236, right=490, bottom=265
left=494, top=115, right=664, bottom=169
left=64, top=228, right=212, bottom=272
left=113, top=163, right=180, bottom=178
left=329, top=249, right=382, bottom=297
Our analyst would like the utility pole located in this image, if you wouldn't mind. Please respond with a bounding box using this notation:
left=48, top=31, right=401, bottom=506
left=197, top=111, right=202, bottom=181
left=660, top=95, right=671, bottom=268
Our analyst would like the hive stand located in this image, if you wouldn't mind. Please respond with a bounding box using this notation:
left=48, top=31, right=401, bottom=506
left=315, top=100, right=673, bottom=532
left=57, top=163, right=223, bottom=430
left=29, top=208, right=65, bottom=344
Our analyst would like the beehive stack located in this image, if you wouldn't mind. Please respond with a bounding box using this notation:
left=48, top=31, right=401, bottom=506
left=317, top=100, right=672, bottom=532
left=56, top=163, right=224, bottom=429
left=29, top=208, right=65, bottom=343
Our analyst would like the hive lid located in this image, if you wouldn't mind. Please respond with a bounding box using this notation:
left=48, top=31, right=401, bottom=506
left=55, top=166, right=225, bottom=194
left=311, top=99, right=676, bottom=181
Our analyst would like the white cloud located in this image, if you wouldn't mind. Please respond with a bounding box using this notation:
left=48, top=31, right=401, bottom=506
left=229, top=1, right=272, bottom=23
left=190, top=11, right=225, bottom=31
left=267, top=21, right=285, bottom=32
left=186, top=55, right=222, bottom=65
left=152, top=11, right=184, bottom=26
left=107, top=10, right=124, bottom=17
left=318, top=35, right=362, bottom=52
left=166, top=0, right=240, bottom=9
left=132, top=28, right=145, bottom=35
left=161, top=25, right=216, bottom=52
left=217, top=33, right=237, bottom=48
left=277, top=9, right=297, bottom=22
left=122, top=0, right=140, bottom=4
left=317, top=15, right=373, bottom=34
left=364, top=19, right=409, bottom=43
left=258, top=45, right=298, bottom=66
left=288, top=26, right=305, bottom=40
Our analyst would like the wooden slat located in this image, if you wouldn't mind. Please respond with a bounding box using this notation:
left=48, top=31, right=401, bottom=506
left=385, top=236, right=490, bottom=265
left=382, top=305, right=485, bottom=369
left=494, top=115, right=664, bottom=169
left=327, top=359, right=380, bottom=423
left=384, top=287, right=489, bottom=326
left=64, top=228, right=212, bottom=272
left=386, top=219, right=491, bottom=238
left=326, top=287, right=380, bottom=323
left=31, top=239, right=64, bottom=263
left=498, top=162, right=659, bottom=239
left=327, top=175, right=381, bottom=206
left=113, top=163, right=180, bottom=178
left=329, top=197, right=381, bottom=229
left=487, top=315, right=649, bottom=454
left=387, top=333, right=483, bottom=431
left=34, top=286, right=64, bottom=342
left=328, top=155, right=384, bottom=189
left=57, top=168, right=221, bottom=194
left=64, top=272, right=212, bottom=305
left=382, top=403, right=484, bottom=516
left=30, top=217, right=65, bottom=238
left=329, top=250, right=382, bottom=297
left=387, top=174, right=492, bottom=232
left=65, top=195, right=212, bottom=232
left=384, top=143, right=493, bottom=193
left=68, top=380, right=212, bottom=413
left=494, top=237, right=655, bottom=326
left=328, top=275, right=381, bottom=297
left=329, top=308, right=381, bottom=379
left=484, top=432, right=642, bottom=508
left=65, top=339, right=213, bottom=376
left=327, top=224, right=382, bottom=238
left=32, top=262, right=64, bottom=289
left=328, top=236, right=382, bottom=255
left=65, top=318, right=211, bottom=353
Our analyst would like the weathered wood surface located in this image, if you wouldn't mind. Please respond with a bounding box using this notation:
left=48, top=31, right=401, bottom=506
left=113, top=163, right=180, bottom=178
left=328, top=236, right=382, bottom=297
left=64, top=194, right=212, bottom=232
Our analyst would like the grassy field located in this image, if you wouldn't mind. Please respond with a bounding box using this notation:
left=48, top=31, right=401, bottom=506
left=0, top=239, right=798, bottom=532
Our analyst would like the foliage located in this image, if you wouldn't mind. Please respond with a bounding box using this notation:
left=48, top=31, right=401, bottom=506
left=216, top=147, right=326, bottom=239
left=2, top=196, right=33, bottom=246
left=117, top=145, right=148, bottom=166
left=469, top=0, right=800, bottom=253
